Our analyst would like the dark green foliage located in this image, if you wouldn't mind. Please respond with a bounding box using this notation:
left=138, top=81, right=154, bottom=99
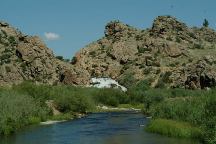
left=64, top=59, right=70, bottom=62
left=93, top=88, right=129, bottom=107
left=8, top=36, right=17, bottom=46
left=118, top=72, right=137, bottom=88
left=166, top=36, right=172, bottom=41
left=89, top=51, right=96, bottom=56
left=203, top=19, right=209, bottom=27
left=137, top=46, right=150, bottom=53
left=143, top=67, right=151, bottom=74
left=52, top=86, right=95, bottom=113
left=13, top=82, right=51, bottom=100
left=0, top=90, right=49, bottom=135
left=127, top=79, right=151, bottom=104
left=0, top=53, right=12, bottom=64
left=175, top=36, right=181, bottom=43
left=193, top=43, right=203, bottom=49
left=55, top=56, right=70, bottom=62
left=161, top=71, right=172, bottom=83
left=55, top=56, right=64, bottom=61
left=71, top=56, right=77, bottom=65
left=189, top=32, right=196, bottom=39
left=5, top=66, right=11, bottom=73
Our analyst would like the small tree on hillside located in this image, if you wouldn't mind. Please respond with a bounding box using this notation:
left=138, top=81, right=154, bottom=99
left=203, top=19, right=209, bottom=27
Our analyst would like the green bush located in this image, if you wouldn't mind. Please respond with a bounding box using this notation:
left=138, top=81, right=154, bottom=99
left=118, top=72, right=137, bottom=88
left=127, top=80, right=151, bottom=104
left=50, top=86, right=95, bottom=113
left=94, top=88, right=129, bottom=107
left=203, top=19, right=209, bottom=27
left=13, top=81, right=52, bottom=102
left=0, top=90, right=49, bottom=135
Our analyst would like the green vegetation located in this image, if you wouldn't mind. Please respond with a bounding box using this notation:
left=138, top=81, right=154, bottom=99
left=0, top=90, right=49, bottom=135
left=0, top=82, right=133, bottom=135
left=146, top=119, right=202, bottom=139
left=142, top=88, right=216, bottom=143
left=71, top=56, right=77, bottom=64
left=175, top=36, right=181, bottom=43
left=55, top=56, right=70, bottom=62
left=0, top=80, right=215, bottom=144
left=203, top=19, right=209, bottom=27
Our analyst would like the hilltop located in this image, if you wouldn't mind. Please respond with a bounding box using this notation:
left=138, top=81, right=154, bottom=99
left=72, top=16, right=216, bottom=89
left=1, top=16, right=216, bottom=89
left=0, top=22, right=88, bottom=86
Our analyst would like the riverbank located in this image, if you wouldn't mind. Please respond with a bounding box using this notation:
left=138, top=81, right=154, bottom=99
left=95, top=104, right=142, bottom=112
left=0, top=112, right=197, bottom=144
left=0, top=81, right=215, bottom=144
left=40, top=105, right=142, bottom=125
left=146, top=119, right=202, bottom=139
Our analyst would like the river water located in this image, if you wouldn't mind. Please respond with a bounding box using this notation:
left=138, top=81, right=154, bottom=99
left=0, top=112, right=199, bottom=144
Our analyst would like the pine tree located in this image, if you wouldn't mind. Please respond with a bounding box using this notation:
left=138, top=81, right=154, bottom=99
left=203, top=19, right=209, bottom=27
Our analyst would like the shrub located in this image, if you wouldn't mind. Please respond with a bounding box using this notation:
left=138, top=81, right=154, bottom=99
left=127, top=80, right=151, bottom=104
left=118, top=72, right=137, bottom=88
left=71, top=56, right=77, bottom=64
left=0, top=90, right=49, bottom=135
left=203, top=19, right=209, bottom=27
left=52, top=86, right=95, bottom=113
left=94, top=88, right=129, bottom=106
left=8, top=36, right=17, bottom=46
left=55, top=56, right=64, bottom=61
left=13, top=81, right=52, bottom=102
left=176, top=36, right=181, bottom=43
left=193, top=43, right=203, bottom=49
left=166, top=36, right=172, bottom=41
left=89, top=51, right=96, bottom=56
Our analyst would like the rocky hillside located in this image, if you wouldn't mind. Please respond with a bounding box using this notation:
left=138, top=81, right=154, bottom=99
left=72, top=16, right=216, bottom=89
left=0, top=21, right=88, bottom=86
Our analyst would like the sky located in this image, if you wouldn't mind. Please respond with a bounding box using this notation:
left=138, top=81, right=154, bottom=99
left=0, top=0, right=216, bottom=59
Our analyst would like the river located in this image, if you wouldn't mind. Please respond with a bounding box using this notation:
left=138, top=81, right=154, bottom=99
left=0, top=112, right=199, bottom=144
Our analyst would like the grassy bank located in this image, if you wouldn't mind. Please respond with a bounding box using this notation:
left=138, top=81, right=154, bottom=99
left=146, top=119, right=202, bottom=139
left=0, top=81, right=215, bottom=144
left=0, top=82, right=139, bottom=135
left=146, top=90, right=215, bottom=143
left=123, top=80, right=215, bottom=143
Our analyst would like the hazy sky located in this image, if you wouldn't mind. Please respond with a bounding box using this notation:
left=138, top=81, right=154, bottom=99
left=0, top=0, right=216, bottom=59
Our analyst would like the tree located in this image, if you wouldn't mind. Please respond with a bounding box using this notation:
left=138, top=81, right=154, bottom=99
left=71, top=56, right=77, bottom=65
left=203, top=19, right=209, bottom=27
left=55, top=56, right=64, bottom=61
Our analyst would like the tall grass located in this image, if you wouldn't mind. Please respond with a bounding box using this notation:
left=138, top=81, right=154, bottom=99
left=0, top=90, right=49, bottom=135
left=0, top=82, right=131, bottom=135
left=143, top=88, right=216, bottom=143
left=146, top=119, right=202, bottom=139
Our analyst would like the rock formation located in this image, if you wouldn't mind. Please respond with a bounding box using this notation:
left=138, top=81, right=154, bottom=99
left=72, top=16, right=216, bottom=89
left=1, top=16, right=216, bottom=89
left=0, top=21, right=84, bottom=86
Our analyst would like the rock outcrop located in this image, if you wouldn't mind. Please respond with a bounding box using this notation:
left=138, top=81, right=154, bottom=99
left=1, top=16, right=216, bottom=89
left=0, top=21, right=80, bottom=86
left=71, top=16, right=216, bottom=89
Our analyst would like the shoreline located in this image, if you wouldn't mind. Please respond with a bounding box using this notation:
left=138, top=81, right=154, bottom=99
left=94, top=105, right=142, bottom=113
left=40, top=107, right=142, bottom=125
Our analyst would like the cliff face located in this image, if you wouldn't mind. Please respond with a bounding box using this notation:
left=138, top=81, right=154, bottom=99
left=0, top=21, right=89, bottom=86
left=72, top=16, right=216, bottom=89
